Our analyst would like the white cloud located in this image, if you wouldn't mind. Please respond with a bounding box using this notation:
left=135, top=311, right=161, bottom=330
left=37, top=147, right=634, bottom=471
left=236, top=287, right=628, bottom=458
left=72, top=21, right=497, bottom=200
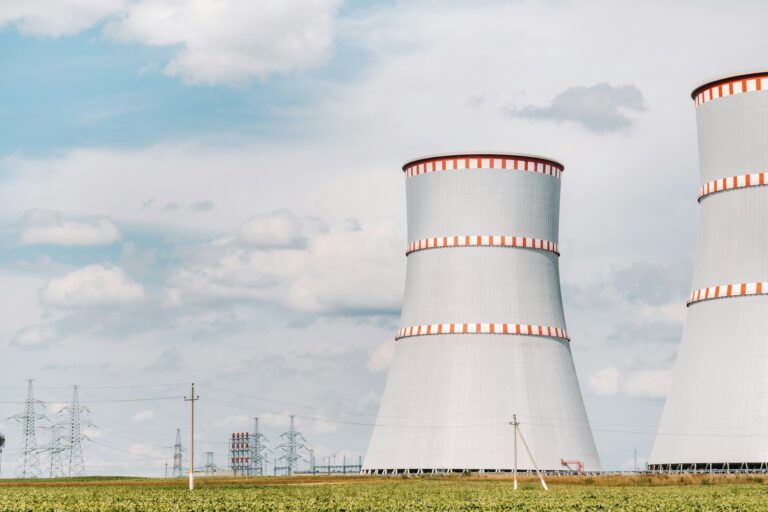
left=0, top=0, right=126, bottom=37
left=366, top=340, right=394, bottom=374
left=237, top=210, right=323, bottom=249
left=19, top=209, right=120, bottom=246
left=166, top=215, right=403, bottom=316
left=312, top=417, right=338, bottom=434
left=259, top=412, right=292, bottom=430
left=213, top=414, right=250, bottom=429
left=41, top=264, right=145, bottom=307
left=511, top=83, right=646, bottom=133
left=82, top=426, right=104, bottom=439
left=0, top=0, right=340, bottom=84
left=258, top=412, right=337, bottom=435
left=11, top=323, right=58, bottom=349
left=128, top=443, right=164, bottom=460
left=588, top=366, right=622, bottom=396
left=48, top=402, right=68, bottom=415
left=623, top=369, right=673, bottom=399
left=132, top=410, right=155, bottom=423
left=588, top=366, right=673, bottom=399
left=106, top=0, right=341, bottom=85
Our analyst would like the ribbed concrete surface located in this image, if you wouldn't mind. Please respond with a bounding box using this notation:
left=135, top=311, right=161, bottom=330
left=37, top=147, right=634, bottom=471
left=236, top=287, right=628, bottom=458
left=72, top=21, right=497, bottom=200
left=650, top=79, right=768, bottom=468
left=364, top=156, right=599, bottom=472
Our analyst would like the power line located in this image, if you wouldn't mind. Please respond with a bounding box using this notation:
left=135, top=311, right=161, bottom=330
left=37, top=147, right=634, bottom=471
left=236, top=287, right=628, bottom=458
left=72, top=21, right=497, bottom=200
left=87, top=412, right=175, bottom=446
left=202, top=395, right=768, bottom=438
left=199, top=384, right=380, bottom=419
left=0, top=383, right=187, bottom=391
left=0, top=396, right=183, bottom=405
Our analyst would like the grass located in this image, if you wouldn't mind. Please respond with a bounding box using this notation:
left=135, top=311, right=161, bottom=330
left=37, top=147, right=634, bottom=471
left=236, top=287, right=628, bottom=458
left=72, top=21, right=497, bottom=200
left=2, top=475, right=768, bottom=511
left=1, top=476, right=768, bottom=512
left=1, top=473, right=766, bottom=488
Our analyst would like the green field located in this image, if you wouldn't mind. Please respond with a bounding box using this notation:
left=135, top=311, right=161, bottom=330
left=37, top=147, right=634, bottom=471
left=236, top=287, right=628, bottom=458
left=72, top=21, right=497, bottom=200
left=1, top=475, right=767, bottom=511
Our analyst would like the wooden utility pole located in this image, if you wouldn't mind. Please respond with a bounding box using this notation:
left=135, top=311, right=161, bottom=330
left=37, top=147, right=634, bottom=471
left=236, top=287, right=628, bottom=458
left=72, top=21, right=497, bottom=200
left=510, top=415, right=518, bottom=490
left=184, top=383, right=199, bottom=490
left=510, top=415, right=548, bottom=491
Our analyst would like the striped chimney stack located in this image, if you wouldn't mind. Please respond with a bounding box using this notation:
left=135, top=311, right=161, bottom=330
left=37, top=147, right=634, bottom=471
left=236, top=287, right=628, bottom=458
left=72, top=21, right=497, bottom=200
left=362, top=153, right=600, bottom=473
left=650, top=72, right=768, bottom=471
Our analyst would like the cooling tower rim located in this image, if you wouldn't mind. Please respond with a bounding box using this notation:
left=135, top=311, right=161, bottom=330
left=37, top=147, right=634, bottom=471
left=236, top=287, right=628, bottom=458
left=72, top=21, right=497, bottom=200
left=402, top=152, right=564, bottom=172
left=691, top=69, right=768, bottom=99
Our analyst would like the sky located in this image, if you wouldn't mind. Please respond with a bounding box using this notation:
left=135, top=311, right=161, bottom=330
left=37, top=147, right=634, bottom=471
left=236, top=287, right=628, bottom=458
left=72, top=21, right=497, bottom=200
left=0, top=0, right=766, bottom=476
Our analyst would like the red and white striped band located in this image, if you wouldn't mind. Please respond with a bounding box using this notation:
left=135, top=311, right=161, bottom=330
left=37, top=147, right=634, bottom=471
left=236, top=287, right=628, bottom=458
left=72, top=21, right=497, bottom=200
left=395, top=323, right=569, bottom=341
left=403, top=156, right=563, bottom=180
left=687, top=281, right=768, bottom=306
left=693, top=74, right=768, bottom=108
left=406, top=235, right=559, bottom=256
left=698, top=172, right=768, bottom=200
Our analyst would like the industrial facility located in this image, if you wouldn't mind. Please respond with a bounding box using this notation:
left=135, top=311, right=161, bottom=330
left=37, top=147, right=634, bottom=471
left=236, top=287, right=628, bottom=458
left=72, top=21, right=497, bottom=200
left=363, top=153, right=600, bottom=474
left=649, top=72, right=768, bottom=471
left=7, top=72, right=768, bottom=478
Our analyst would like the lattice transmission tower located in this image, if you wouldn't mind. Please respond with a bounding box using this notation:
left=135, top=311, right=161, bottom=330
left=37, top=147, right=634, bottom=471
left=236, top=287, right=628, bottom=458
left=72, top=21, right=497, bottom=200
left=11, top=380, right=45, bottom=478
left=62, top=385, right=90, bottom=477
left=276, top=415, right=308, bottom=475
left=203, top=451, right=217, bottom=475
left=43, top=424, right=65, bottom=478
left=249, top=417, right=269, bottom=476
left=172, top=428, right=183, bottom=477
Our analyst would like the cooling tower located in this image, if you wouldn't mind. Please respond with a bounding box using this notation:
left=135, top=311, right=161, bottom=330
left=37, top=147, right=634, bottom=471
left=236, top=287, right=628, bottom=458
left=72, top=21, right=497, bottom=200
left=650, top=72, right=768, bottom=471
left=362, top=153, right=600, bottom=474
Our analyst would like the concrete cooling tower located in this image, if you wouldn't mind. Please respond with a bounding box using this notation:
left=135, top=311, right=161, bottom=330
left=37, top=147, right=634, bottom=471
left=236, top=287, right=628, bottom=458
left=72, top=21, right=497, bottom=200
left=362, top=153, right=600, bottom=474
left=650, top=72, right=768, bottom=471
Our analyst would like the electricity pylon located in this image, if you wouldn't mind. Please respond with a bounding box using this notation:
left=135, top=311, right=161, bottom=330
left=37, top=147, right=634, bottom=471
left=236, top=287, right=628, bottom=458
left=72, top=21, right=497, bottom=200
left=276, top=415, right=308, bottom=475
left=172, top=429, right=183, bottom=477
left=11, top=380, right=45, bottom=478
left=249, top=417, right=269, bottom=476
left=43, top=424, right=65, bottom=478
left=62, top=385, right=91, bottom=477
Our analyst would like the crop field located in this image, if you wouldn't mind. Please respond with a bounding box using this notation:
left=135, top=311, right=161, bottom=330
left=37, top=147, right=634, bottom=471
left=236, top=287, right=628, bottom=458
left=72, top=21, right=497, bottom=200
left=1, top=475, right=767, bottom=511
